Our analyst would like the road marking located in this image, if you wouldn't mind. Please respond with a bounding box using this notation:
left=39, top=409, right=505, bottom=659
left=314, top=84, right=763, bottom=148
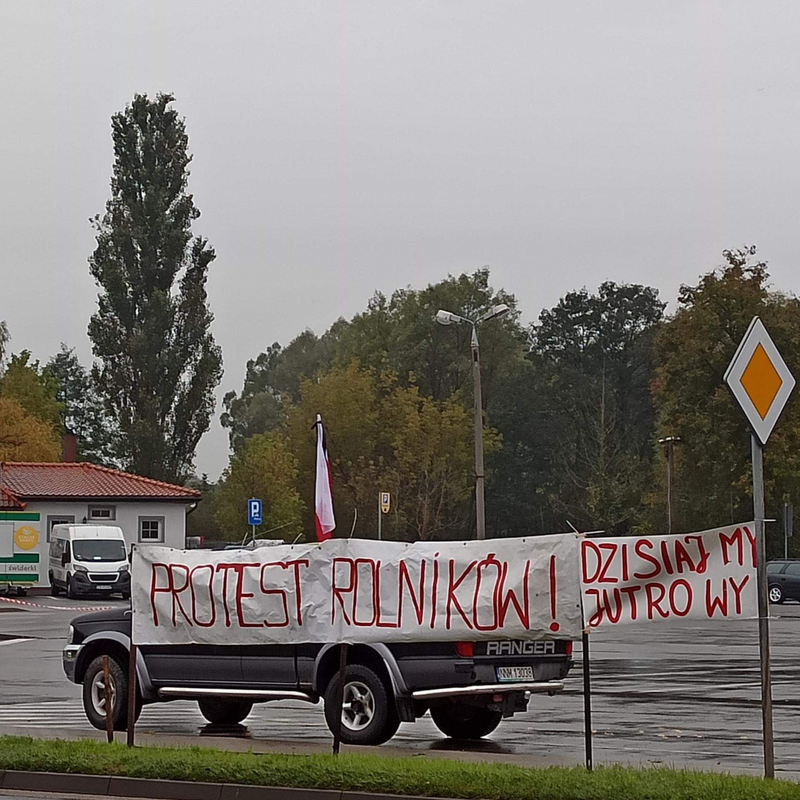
left=0, top=638, right=33, bottom=647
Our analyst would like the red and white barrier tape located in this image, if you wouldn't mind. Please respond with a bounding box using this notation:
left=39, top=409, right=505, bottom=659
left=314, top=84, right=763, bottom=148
left=0, top=596, right=115, bottom=612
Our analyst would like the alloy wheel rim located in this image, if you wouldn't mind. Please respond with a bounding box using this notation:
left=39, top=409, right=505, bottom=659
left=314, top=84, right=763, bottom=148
left=769, top=587, right=781, bottom=602
left=340, top=680, right=375, bottom=731
left=91, top=672, right=116, bottom=716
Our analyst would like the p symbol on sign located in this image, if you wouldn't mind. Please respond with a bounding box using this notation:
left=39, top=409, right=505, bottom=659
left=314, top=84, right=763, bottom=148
left=247, top=498, right=263, bottom=526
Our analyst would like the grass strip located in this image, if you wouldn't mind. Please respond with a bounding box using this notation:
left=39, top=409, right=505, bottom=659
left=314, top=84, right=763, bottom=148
left=0, top=736, right=797, bottom=799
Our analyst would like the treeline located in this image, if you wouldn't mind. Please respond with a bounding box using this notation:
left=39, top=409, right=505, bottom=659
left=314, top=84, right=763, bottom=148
left=191, top=247, right=800, bottom=550
left=3, top=90, right=799, bottom=550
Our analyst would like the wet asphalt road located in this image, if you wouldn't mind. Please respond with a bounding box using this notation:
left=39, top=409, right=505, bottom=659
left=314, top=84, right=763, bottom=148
left=1, top=594, right=799, bottom=777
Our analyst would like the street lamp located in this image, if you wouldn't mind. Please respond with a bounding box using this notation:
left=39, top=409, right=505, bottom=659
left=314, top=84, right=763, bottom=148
left=658, top=435, right=682, bottom=533
left=436, top=303, right=510, bottom=540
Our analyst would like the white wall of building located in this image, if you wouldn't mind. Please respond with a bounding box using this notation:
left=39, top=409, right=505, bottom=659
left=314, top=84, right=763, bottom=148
left=24, top=500, right=191, bottom=587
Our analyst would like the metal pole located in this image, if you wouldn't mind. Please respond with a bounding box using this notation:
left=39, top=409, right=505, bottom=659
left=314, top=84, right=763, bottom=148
left=752, top=434, right=775, bottom=778
left=666, top=439, right=674, bottom=534
left=784, top=502, right=790, bottom=560
left=127, top=644, right=137, bottom=747
left=471, top=325, right=486, bottom=541
left=377, top=493, right=382, bottom=541
left=582, top=630, right=593, bottom=771
left=331, top=643, right=348, bottom=755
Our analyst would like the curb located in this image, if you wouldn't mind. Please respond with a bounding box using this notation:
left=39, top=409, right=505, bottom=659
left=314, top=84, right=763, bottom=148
left=0, top=770, right=454, bottom=800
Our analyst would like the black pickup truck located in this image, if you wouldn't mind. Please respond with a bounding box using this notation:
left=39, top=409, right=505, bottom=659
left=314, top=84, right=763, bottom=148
left=63, top=608, right=572, bottom=745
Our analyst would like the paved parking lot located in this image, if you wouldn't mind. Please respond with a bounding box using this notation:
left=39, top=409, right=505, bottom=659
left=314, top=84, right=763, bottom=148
left=1, top=594, right=799, bottom=777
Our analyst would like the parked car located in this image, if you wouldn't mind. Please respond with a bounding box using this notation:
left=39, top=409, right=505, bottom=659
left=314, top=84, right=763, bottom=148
left=49, top=525, right=130, bottom=600
left=63, top=608, right=572, bottom=745
left=767, top=559, right=800, bottom=604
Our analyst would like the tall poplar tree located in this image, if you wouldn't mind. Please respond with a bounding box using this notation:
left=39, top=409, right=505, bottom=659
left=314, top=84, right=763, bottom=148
left=88, top=93, right=222, bottom=482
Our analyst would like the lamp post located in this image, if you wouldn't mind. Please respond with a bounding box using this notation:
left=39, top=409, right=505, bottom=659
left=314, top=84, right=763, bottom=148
left=436, top=304, right=510, bottom=540
left=658, top=435, right=681, bottom=533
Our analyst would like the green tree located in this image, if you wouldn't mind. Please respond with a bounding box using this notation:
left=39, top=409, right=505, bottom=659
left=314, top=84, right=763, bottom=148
left=335, top=269, right=526, bottom=407
left=286, top=362, right=384, bottom=539
left=88, top=93, right=222, bottom=482
left=0, top=322, right=9, bottom=366
left=0, top=396, right=61, bottom=462
left=489, top=282, right=665, bottom=537
left=47, top=345, right=116, bottom=465
left=214, top=433, right=305, bottom=541
left=0, top=351, right=62, bottom=429
left=385, top=384, right=499, bottom=540
left=221, top=271, right=525, bottom=451
left=286, top=362, right=495, bottom=541
left=221, top=325, right=346, bottom=450
left=652, top=247, right=800, bottom=542
left=185, top=474, right=222, bottom=542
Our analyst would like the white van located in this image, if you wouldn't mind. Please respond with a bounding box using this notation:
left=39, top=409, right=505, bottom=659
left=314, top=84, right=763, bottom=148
left=48, top=525, right=130, bottom=599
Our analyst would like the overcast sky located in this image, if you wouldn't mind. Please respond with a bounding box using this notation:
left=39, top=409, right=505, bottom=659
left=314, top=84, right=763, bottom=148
left=3, top=1, right=799, bottom=479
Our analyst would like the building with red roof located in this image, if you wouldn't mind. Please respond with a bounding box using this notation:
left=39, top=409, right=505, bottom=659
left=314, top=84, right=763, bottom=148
left=0, top=462, right=201, bottom=589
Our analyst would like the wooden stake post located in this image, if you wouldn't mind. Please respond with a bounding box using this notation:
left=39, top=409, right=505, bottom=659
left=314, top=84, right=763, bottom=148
left=102, top=655, right=114, bottom=743
left=331, top=644, right=348, bottom=755
left=127, top=643, right=137, bottom=747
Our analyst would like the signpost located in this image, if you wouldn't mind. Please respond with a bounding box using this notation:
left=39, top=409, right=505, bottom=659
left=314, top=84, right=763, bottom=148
left=784, top=502, right=794, bottom=559
left=377, top=491, right=390, bottom=540
left=725, top=316, right=796, bottom=779
left=247, top=498, right=263, bottom=543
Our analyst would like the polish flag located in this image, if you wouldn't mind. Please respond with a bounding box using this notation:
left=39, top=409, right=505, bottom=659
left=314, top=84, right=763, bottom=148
left=314, top=414, right=336, bottom=541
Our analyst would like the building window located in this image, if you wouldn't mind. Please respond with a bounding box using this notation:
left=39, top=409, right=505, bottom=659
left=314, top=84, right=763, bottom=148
left=47, top=515, right=75, bottom=542
left=88, top=505, right=116, bottom=521
left=138, top=516, right=164, bottom=543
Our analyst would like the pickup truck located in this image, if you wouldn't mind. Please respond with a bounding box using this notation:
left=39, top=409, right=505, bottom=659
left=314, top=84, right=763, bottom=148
left=63, top=607, right=572, bottom=745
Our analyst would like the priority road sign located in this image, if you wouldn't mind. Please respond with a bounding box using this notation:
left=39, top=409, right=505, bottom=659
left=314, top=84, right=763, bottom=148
left=724, top=315, right=796, bottom=778
left=247, top=498, right=263, bottom=527
left=724, top=317, right=795, bottom=445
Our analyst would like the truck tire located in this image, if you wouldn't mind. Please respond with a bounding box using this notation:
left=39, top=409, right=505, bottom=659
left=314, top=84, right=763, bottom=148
left=198, top=698, right=253, bottom=725
left=323, top=663, right=399, bottom=746
left=66, top=574, right=76, bottom=600
left=82, top=654, right=141, bottom=731
left=49, top=572, right=60, bottom=597
left=430, top=702, right=503, bottom=739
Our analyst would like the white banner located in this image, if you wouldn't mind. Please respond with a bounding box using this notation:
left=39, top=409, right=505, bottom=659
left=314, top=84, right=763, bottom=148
left=132, top=535, right=582, bottom=646
left=581, top=523, right=757, bottom=629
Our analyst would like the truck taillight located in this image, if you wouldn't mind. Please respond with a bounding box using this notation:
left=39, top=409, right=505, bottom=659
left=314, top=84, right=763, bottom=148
left=456, top=641, right=474, bottom=658
left=565, top=641, right=573, bottom=656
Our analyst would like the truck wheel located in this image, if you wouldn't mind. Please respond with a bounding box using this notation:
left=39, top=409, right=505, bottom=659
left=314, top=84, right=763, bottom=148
left=82, top=655, right=141, bottom=731
left=430, top=702, right=503, bottom=739
left=198, top=698, right=253, bottom=725
left=66, top=575, right=76, bottom=600
left=49, top=573, right=60, bottom=597
left=324, top=663, right=399, bottom=746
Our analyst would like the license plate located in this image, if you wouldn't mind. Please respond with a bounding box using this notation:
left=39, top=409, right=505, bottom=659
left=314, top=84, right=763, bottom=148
left=496, top=666, right=534, bottom=682
left=96, top=585, right=112, bottom=590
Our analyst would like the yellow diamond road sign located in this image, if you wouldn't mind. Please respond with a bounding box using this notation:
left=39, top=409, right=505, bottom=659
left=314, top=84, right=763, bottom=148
left=725, top=316, right=795, bottom=445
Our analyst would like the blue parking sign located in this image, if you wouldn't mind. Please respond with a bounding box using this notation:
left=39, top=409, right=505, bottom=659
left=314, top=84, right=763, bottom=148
left=247, top=498, right=263, bottom=526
